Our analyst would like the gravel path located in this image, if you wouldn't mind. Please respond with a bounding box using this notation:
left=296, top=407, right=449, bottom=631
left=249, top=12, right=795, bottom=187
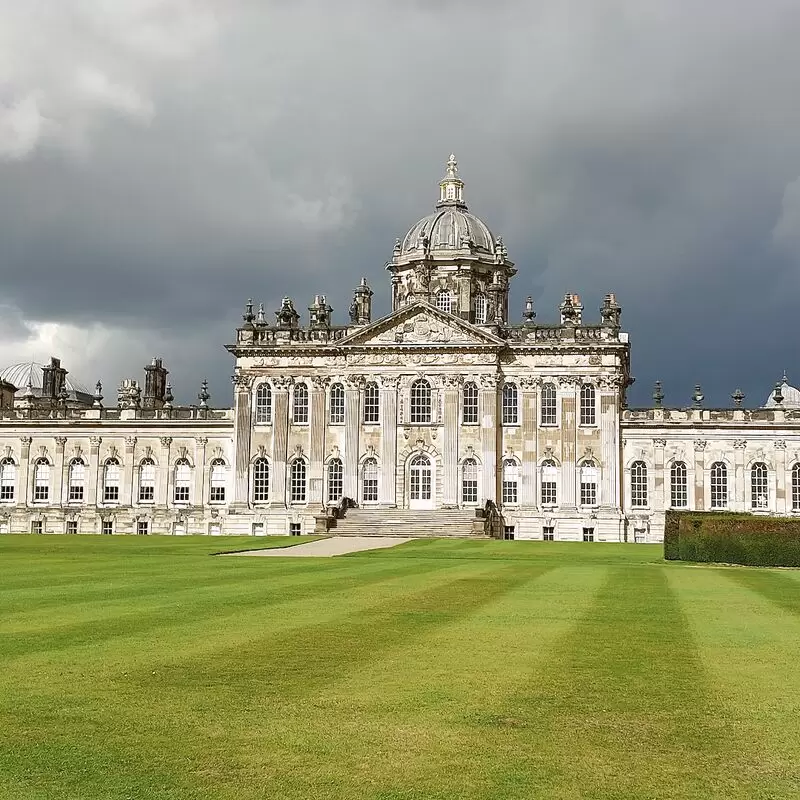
left=225, top=536, right=415, bottom=558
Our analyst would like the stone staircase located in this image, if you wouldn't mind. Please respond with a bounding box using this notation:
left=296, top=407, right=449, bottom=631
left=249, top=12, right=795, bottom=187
left=332, top=507, right=487, bottom=538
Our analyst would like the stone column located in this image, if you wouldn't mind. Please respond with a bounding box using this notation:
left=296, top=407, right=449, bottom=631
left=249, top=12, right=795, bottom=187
left=379, top=376, right=399, bottom=506
left=271, top=378, right=291, bottom=507
left=54, top=437, right=67, bottom=506
left=88, top=436, right=101, bottom=506
left=520, top=377, right=540, bottom=507
left=157, top=437, right=172, bottom=507
left=19, top=436, right=31, bottom=507
left=122, top=437, right=136, bottom=507
left=194, top=437, right=207, bottom=507
left=653, top=438, right=666, bottom=512
left=560, top=379, right=578, bottom=510
left=479, top=375, right=498, bottom=502
left=775, top=440, right=788, bottom=513
left=343, top=376, right=362, bottom=500
left=231, top=375, right=253, bottom=506
left=309, top=377, right=328, bottom=506
left=599, top=382, right=620, bottom=508
left=733, top=440, right=746, bottom=512
left=693, top=440, right=706, bottom=510
left=441, top=375, right=461, bottom=508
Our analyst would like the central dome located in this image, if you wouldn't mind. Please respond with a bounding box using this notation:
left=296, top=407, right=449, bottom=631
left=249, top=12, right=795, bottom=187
left=398, top=155, right=500, bottom=258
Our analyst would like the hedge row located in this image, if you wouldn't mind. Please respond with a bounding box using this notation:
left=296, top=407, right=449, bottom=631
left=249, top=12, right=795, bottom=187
left=664, top=510, right=800, bottom=566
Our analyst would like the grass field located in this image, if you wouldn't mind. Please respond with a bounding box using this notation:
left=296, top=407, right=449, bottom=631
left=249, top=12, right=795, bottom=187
left=1, top=536, right=799, bottom=800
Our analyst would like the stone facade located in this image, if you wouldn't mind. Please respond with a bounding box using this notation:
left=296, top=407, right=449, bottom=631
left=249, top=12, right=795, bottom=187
left=0, top=156, right=796, bottom=541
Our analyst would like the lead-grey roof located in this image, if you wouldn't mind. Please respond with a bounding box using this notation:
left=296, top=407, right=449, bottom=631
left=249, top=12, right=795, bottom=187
left=0, top=361, right=93, bottom=402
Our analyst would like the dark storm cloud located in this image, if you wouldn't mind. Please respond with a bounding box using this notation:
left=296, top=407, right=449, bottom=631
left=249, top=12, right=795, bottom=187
left=1, top=0, right=800, bottom=405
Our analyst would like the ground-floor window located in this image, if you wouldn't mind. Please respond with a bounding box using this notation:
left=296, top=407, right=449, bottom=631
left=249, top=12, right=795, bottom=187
left=137, top=521, right=150, bottom=536
left=208, top=523, right=221, bottom=536
left=543, top=525, right=554, bottom=541
left=172, top=522, right=186, bottom=536
left=503, top=525, right=515, bottom=540
left=634, top=527, right=646, bottom=543
left=0, top=521, right=9, bottom=535
left=289, top=522, right=302, bottom=536
left=102, top=520, right=114, bottom=535
left=66, top=520, right=78, bottom=535
left=31, top=520, right=43, bottom=534
left=582, top=527, right=594, bottom=542
left=252, top=522, right=265, bottom=536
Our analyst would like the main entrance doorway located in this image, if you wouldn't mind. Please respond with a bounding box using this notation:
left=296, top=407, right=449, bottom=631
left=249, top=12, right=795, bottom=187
left=409, top=454, right=434, bottom=509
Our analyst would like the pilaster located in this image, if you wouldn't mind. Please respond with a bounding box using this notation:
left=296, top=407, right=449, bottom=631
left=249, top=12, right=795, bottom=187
left=232, top=375, right=254, bottom=506
left=775, top=440, right=787, bottom=513
left=479, top=375, right=498, bottom=502
left=559, top=378, right=578, bottom=510
left=653, top=438, right=666, bottom=512
left=54, top=437, right=67, bottom=506
left=599, top=382, right=619, bottom=508
left=271, top=378, right=291, bottom=507
left=379, top=376, right=399, bottom=506
left=19, top=437, right=31, bottom=507
left=519, top=377, right=540, bottom=506
left=88, top=437, right=101, bottom=506
left=309, top=377, right=328, bottom=506
left=693, top=440, right=706, bottom=510
left=194, top=437, right=207, bottom=507
left=343, top=376, right=362, bottom=500
left=441, top=375, right=461, bottom=507
left=733, top=440, right=746, bottom=512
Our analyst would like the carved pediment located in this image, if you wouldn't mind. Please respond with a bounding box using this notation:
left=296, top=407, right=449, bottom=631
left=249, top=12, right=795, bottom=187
left=337, top=302, right=505, bottom=349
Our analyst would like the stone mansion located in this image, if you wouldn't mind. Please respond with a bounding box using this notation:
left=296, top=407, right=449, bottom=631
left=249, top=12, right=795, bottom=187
left=0, top=156, right=797, bottom=541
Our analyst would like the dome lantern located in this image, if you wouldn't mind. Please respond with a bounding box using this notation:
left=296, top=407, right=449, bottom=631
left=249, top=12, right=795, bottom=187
left=437, top=154, right=466, bottom=209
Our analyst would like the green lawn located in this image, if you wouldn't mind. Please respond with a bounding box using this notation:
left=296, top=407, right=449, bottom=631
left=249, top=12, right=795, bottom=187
left=1, top=536, right=799, bottom=799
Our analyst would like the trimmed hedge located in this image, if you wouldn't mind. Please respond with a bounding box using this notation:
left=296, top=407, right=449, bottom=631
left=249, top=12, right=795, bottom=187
left=664, top=510, right=800, bottom=567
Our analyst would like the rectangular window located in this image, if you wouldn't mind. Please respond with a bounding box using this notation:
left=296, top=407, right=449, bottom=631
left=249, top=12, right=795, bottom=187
left=541, top=482, right=557, bottom=506
left=102, top=520, right=113, bottom=535
left=210, top=485, right=225, bottom=503
left=0, top=521, right=9, bottom=534
left=173, top=522, right=186, bottom=536
left=137, top=521, right=149, bottom=536
left=634, top=528, right=646, bottom=543
left=582, top=527, right=595, bottom=542
left=289, top=522, right=302, bottom=536
left=579, top=385, right=596, bottom=426
left=31, top=520, right=43, bottom=534
left=580, top=482, right=597, bottom=507
left=329, top=385, right=345, bottom=425
left=462, top=383, right=478, bottom=425
left=362, top=477, right=378, bottom=503
left=503, top=525, right=515, bottom=540
left=66, top=520, right=78, bottom=535
left=0, top=484, right=13, bottom=501
left=540, top=384, right=557, bottom=426
left=363, top=384, right=380, bottom=424
left=543, top=526, right=554, bottom=541
left=502, top=480, right=518, bottom=505
left=104, top=485, right=119, bottom=503
left=69, top=483, right=84, bottom=502
left=251, top=522, right=265, bottom=536
left=208, top=523, right=221, bottom=536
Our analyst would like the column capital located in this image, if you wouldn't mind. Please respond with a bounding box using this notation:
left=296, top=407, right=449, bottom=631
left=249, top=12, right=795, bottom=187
left=160, top=436, right=172, bottom=449
left=125, top=436, right=137, bottom=450
left=272, top=376, right=293, bottom=391
left=89, top=436, right=102, bottom=449
left=55, top=436, right=67, bottom=449
left=478, top=374, right=498, bottom=390
left=310, top=375, right=330, bottom=391
left=232, top=373, right=254, bottom=391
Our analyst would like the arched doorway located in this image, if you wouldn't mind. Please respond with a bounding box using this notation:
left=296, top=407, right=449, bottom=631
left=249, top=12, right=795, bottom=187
left=409, top=454, right=434, bottom=509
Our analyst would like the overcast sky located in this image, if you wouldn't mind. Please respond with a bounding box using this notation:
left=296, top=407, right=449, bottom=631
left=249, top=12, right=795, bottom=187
left=1, top=0, right=799, bottom=408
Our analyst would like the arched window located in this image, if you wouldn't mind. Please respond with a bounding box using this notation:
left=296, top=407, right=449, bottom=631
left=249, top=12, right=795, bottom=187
left=436, top=290, right=453, bottom=314
left=327, top=458, right=343, bottom=503
left=252, top=458, right=269, bottom=503
left=670, top=461, right=688, bottom=508
left=540, top=383, right=557, bottom=426
left=209, top=459, right=227, bottom=503
left=67, top=458, right=85, bottom=502
left=631, top=461, right=648, bottom=507
left=710, top=462, right=728, bottom=509
left=541, top=459, right=558, bottom=506
left=103, top=458, right=120, bottom=503
left=462, top=458, right=478, bottom=505
left=410, top=379, right=432, bottom=424
left=292, top=383, right=309, bottom=424
left=0, top=458, right=16, bottom=502
left=473, top=293, right=487, bottom=324
left=462, top=382, right=478, bottom=424
left=502, top=382, right=519, bottom=425
left=580, top=384, right=596, bottom=426
left=363, top=382, right=380, bottom=424
left=33, top=458, right=50, bottom=502
left=290, top=460, right=307, bottom=503
left=174, top=458, right=191, bottom=504
left=139, top=458, right=156, bottom=503
left=501, top=459, right=519, bottom=505
left=362, top=457, right=378, bottom=503
left=580, top=461, right=598, bottom=507
left=329, top=383, right=345, bottom=425
left=793, top=464, right=800, bottom=511
left=750, top=462, right=769, bottom=510
left=255, top=383, right=272, bottom=424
